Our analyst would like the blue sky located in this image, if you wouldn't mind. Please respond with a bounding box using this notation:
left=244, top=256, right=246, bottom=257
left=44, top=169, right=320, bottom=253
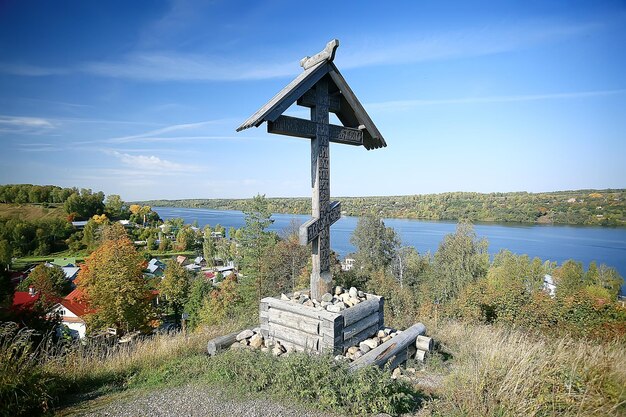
left=0, top=0, right=624, bottom=201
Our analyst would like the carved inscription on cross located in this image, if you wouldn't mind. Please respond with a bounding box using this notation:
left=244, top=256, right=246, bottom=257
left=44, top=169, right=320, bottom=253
left=267, top=78, right=364, bottom=300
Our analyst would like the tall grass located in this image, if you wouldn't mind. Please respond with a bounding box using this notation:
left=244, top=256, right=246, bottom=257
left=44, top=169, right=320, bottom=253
left=429, top=321, right=626, bottom=417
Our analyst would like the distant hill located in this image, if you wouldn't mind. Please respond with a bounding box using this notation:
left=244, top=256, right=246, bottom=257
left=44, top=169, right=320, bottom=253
left=135, top=189, right=625, bottom=227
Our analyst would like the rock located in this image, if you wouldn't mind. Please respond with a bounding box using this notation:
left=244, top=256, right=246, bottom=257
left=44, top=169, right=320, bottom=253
left=272, top=343, right=285, bottom=356
left=359, top=342, right=371, bottom=353
left=334, top=286, right=343, bottom=295
left=321, top=292, right=333, bottom=302
left=249, top=333, right=264, bottom=349
left=312, top=299, right=320, bottom=306
left=321, top=301, right=331, bottom=308
left=239, top=340, right=249, bottom=347
left=280, top=293, right=290, bottom=301
left=382, top=335, right=392, bottom=343
left=236, top=329, right=254, bottom=341
left=347, top=346, right=360, bottom=355
left=377, top=329, right=386, bottom=338
left=299, top=294, right=309, bottom=304
left=391, top=367, right=402, bottom=380
left=353, top=351, right=363, bottom=360
left=293, top=291, right=301, bottom=298
left=362, top=338, right=379, bottom=350
left=350, top=297, right=361, bottom=305
left=344, top=298, right=354, bottom=307
left=384, top=328, right=393, bottom=335
left=260, top=347, right=269, bottom=353
left=334, top=354, right=347, bottom=362
left=230, top=342, right=242, bottom=350
left=340, top=293, right=351, bottom=303
left=357, top=290, right=365, bottom=298
left=327, top=302, right=346, bottom=313
left=349, top=287, right=358, bottom=298
left=303, top=300, right=314, bottom=307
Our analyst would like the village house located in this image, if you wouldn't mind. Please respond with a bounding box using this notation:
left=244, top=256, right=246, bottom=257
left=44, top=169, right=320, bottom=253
left=50, top=288, right=90, bottom=339
left=543, top=274, right=557, bottom=298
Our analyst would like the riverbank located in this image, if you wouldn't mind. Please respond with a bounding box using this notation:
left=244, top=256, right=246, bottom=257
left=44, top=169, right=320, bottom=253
left=134, top=189, right=626, bottom=227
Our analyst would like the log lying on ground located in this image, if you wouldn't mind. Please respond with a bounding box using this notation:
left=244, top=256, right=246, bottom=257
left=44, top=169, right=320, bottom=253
left=415, top=349, right=427, bottom=362
left=416, top=335, right=433, bottom=351
left=347, top=322, right=426, bottom=372
left=207, top=328, right=253, bottom=356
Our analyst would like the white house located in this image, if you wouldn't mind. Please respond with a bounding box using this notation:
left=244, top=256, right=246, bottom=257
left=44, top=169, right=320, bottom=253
left=543, top=274, right=557, bottom=298
left=51, top=289, right=89, bottom=339
left=341, top=257, right=355, bottom=271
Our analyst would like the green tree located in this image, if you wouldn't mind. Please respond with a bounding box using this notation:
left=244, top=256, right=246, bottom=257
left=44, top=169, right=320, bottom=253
left=159, top=260, right=191, bottom=324
left=104, top=194, right=124, bottom=219
left=554, top=260, right=585, bottom=298
left=18, top=264, right=71, bottom=306
left=203, top=225, right=216, bottom=267
left=429, top=222, right=489, bottom=303
left=238, top=194, right=277, bottom=299
left=350, top=212, right=400, bottom=272
left=185, top=277, right=212, bottom=329
left=77, top=225, right=152, bottom=334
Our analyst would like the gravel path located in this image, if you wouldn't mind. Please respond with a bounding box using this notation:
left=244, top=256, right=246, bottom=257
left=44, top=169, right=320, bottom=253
left=66, top=384, right=346, bottom=417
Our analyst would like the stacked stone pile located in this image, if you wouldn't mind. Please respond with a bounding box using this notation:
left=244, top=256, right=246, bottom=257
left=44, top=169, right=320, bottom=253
left=280, top=285, right=369, bottom=312
left=230, top=328, right=291, bottom=357
left=334, top=327, right=403, bottom=362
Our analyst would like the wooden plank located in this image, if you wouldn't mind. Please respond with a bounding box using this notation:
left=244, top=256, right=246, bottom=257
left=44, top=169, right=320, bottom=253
left=269, top=322, right=320, bottom=351
left=342, top=297, right=380, bottom=327
left=343, top=312, right=380, bottom=341
left=347, top=323, right=426, bottom=372
left=268, top=116, right=362, bottom=147
left=297, top=90, right=340, bottom=112
left=299, top=201, right=341, bottom=244
left=268, top=308, right=320, bottom=335
left=328, top=63, right=386, bottom=150
left=328, top=123, right=363, bottom=146
left=262, top=297, right=338, bottom=321
left=237, top=61, right=329, bottom=131
left=343, top=322, right=379, bottom=352
left=268, top=115, right=316, bottom=138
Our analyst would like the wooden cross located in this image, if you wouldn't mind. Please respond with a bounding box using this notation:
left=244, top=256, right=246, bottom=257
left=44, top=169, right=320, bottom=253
left=268, top=77, right=364, bottom=299
left=236, top=39, right=386, bottom=301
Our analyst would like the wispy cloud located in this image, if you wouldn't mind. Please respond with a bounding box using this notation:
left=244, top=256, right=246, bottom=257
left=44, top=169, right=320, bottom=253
left=109, top=150, right=186, bottom=171
left=367, top=88, right=626, bottom=111
left=104, top=118, right=237, bottom=143
left=0, top=19, right=604, bottom=81
left=0, top=115, right=55, bottom=134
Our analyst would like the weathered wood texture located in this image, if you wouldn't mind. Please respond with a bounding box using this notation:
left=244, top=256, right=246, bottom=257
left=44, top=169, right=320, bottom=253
left=347, top=322, right=427, bottom=372
left=259, top=294, right=384, bottom=354
left=207, top=329, right=250, bottom=356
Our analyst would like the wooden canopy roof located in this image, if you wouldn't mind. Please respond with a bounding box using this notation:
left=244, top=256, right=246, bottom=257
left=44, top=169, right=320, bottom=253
left=236, top=42, right=386, bottom=150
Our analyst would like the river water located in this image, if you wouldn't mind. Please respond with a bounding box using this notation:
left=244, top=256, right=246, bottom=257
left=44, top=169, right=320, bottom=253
left=153, top=207, right=626, bottom=294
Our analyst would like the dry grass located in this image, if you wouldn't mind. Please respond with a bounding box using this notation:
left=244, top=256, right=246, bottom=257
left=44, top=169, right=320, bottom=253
left=428, top=321, right=626, bottom=417
left=0, top=203, right=65, bottom=221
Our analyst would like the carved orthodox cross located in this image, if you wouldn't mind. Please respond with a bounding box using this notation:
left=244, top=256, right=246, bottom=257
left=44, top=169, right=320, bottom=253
left=237, top=39, right=386, bottom=300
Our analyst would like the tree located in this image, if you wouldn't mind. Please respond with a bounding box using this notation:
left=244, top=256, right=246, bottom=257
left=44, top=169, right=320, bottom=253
left=159, top=260, right=191, bottom=324
left=429, top=222, right=489, bottom=303
left=238, top=194, right=277, bottom=299
left=185, top=277, right=212, bottom=329
left=0, top=239, right=12, bottom=268
left=18, top=264, right=71, bottom=307
left=104, top=194, right=124, bottom=219
left=350, top=212, right=400, bottom=273
left=77, top=225, right=152, bottom=334
left=203, top=226, right=216, bottom=267
left=554, top=260, right=585, bottom=298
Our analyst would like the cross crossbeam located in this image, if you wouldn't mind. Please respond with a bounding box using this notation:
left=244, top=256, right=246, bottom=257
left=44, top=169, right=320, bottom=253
left=268, top=115, right=363, bottom=146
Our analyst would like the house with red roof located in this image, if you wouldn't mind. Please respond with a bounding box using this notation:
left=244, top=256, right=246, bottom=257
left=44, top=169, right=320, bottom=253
left=50, top=288, right=91, bottom=338
left=12, top=287, right=40, bottom=311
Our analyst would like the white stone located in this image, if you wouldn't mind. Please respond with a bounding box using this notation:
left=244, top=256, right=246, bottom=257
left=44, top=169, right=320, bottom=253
left=280, top=293, right=290, bottom=301
left=362, top=338, right=379, bottom=350
left=349, top=287, right=358, bottom=298
left=377, top=329, right=386, bottom=338
left=334, top=286, right=343, bottom=295
left=347, top=346, right=360, bottom=355
left=249, top=333, right=264, bottom=349
left=236, top=329, right=254, bottom=341
left=359, top=342, right=371, bottom=353
left=321, top=292, right=333, bottom=302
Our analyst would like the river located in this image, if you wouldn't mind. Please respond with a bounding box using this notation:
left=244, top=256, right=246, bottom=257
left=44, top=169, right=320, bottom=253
left=153, top=207, right=626, bottom=295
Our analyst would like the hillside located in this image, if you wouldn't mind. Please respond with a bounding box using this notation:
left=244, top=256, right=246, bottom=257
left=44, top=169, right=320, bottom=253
left=0, top=203, right=67, bottom=221
left=135, top=189, right=626, bottom=227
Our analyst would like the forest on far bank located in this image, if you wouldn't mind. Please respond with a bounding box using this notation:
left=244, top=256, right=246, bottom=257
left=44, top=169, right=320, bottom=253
left=136, top=189, right=626, bottom=227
